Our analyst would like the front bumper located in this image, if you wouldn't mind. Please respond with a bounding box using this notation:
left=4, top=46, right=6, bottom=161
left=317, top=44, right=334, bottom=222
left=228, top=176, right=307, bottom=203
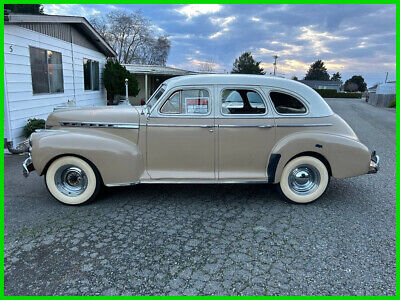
left=22, top=154, right=35, bottom=177
left=368, top=151, right=380, bottom=174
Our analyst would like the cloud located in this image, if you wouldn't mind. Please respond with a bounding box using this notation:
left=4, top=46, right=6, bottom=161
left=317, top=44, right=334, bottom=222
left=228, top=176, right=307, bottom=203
left=257, top=41, right=303, bottom=57
left=209, top=16, right=236, bottom=39
left=174, top=4, right=222, bottom=20
left=43, top=4, right=100, bottom=18
left=251, top=17, right=261, bottom=22
left=297, top=25, right=347, bottom=55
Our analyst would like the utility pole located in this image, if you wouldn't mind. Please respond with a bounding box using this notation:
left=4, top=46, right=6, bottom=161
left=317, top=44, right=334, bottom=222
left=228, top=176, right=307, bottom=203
left=273, top=55, right=278, bottom=76
left=385, top=72, right=388, bottom=83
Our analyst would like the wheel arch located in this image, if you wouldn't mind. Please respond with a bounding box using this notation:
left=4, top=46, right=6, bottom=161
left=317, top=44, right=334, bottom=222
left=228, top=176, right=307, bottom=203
left=41, top=153, right=104, bottom=185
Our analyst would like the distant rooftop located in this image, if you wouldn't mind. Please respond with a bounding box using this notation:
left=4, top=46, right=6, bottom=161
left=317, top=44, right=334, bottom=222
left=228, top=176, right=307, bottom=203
left=123, top=64, right=198, bottom=76
left=299, top=80, right=341, bottom=86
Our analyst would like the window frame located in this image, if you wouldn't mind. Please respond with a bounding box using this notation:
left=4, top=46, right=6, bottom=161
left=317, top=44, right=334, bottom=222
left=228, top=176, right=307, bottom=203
left=219, top=87, right=268, bottom=117
left=83, top=58, right=100, bottom=91
left=157, top=86, right=212, bottom=117
left=268, top=89, right=309, bottom=116
left=29, top=46, right=64, bottom=95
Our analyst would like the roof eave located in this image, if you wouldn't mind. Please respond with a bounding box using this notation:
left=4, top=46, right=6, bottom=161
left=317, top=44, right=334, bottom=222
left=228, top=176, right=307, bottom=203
left=5, top=14, right=116, bottom=57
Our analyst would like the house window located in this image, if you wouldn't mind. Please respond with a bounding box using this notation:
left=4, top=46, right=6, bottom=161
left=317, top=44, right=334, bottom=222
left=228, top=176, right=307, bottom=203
left=83, top=59, right=99, bottom=91
left=29, top=46, right=64, bottom=94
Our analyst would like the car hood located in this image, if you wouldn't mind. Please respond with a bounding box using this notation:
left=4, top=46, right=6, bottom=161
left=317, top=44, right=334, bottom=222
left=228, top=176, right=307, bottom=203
left=46, top=106, right=141, bottom=128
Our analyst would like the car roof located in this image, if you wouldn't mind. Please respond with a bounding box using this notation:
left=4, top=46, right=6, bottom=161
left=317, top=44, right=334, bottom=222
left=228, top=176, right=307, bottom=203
left=163, top=74, right=333, bottom=117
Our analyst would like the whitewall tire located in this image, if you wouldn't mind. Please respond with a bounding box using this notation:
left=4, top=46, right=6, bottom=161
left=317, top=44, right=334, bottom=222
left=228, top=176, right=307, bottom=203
left=45, top=156, right=101, bottom=205
left=278, top=156, right=329, bottom=204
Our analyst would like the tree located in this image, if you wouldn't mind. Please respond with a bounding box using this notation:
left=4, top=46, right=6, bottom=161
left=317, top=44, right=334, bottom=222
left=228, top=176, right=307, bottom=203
left=331, top=72, right=342, bottom=82
left=198, top=58, right=216, bottom=73
left=5, top=4, right=44, bottom=14
left=304, top=60, right=330, bottom=81
left=344, top=75, right=367, bottom=92
left=89, top=10, right=171, bottom=65
left=231, top=52, right=265, bottom=75
left=291, top=76, right=298, bottom=81
left=103, top=60, right=139, bottom=102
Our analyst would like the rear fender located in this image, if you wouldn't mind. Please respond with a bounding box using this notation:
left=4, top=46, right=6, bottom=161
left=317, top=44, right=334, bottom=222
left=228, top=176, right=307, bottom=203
left=270, top=132, right=370, bottom=183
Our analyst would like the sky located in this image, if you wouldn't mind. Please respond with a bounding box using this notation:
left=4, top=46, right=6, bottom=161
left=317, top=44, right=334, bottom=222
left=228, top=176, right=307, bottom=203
left=43, top=4, right=396, bottom=87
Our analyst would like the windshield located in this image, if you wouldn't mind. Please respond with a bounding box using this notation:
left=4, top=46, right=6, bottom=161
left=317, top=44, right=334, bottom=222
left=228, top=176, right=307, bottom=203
left=147, top=84, right=166, bottom=109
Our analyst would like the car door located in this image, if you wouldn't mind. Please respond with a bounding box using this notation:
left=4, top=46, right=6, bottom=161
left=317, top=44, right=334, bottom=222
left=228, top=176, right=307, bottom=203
left=146, top=86, right=215, bottom=180
left=216, top=85, right=276, bottom=180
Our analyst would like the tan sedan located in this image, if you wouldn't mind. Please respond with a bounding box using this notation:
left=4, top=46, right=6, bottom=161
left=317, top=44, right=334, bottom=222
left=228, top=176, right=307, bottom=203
left=23, top=74, right=379, bottom=205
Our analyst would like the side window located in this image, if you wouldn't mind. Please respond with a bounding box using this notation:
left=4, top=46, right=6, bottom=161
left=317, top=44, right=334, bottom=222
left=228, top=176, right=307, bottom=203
left=161, top=91, right=180, bottom=114
left=270, top=91, right=307, bottom=114
left=182, top=89, right=209, bottom=114
left=160, top=89, right=210, bottom=115
left=221, top=89, right=266, bottom=114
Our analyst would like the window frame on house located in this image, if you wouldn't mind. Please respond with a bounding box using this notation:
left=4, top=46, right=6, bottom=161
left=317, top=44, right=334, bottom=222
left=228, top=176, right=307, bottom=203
left=83, top=58, right=100, bottom=91
left=29, top=46, right=64, bottom=95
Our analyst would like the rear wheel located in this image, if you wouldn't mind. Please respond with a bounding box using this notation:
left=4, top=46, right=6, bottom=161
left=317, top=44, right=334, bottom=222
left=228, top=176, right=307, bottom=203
left=45, top=156, right=101, bottom=205
left=277, top=156, right=329, bottom=204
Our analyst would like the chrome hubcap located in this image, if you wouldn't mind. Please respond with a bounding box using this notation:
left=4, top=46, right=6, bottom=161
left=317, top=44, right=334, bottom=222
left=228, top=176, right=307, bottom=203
left=288, top=164, right=320, bottom=195
left=54, top=165, right=88, bottom=197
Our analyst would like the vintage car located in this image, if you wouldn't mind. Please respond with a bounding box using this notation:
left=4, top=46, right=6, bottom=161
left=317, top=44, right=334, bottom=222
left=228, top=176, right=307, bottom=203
left=23, top=74, right=379, bottom=205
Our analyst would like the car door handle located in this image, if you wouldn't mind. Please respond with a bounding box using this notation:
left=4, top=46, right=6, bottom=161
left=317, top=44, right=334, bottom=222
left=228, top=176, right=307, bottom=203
left=200, top=125, right=214, bottom=128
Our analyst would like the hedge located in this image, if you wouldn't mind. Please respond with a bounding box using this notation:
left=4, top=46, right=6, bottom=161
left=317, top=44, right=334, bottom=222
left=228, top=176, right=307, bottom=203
left=388, top=100, right=396, bottom=108
left=314, top=89, right=362, bottom=99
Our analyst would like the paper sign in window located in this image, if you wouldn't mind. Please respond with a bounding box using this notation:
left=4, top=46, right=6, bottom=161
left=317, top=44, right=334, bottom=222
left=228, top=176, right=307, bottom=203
left=184, top=97, right=209, bottom=114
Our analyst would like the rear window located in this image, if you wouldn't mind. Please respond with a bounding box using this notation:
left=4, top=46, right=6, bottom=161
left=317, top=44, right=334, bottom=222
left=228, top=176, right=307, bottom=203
left=269, top=91, right=307, bottom=114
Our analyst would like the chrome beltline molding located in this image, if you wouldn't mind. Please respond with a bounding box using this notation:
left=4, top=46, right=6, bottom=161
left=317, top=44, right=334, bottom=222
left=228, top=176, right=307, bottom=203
left=60, top=121, right=139, bottom=129
left=276, top=123, right=332, bottom=127
left=147, top=123, right=330, bottom=128
left=147, top=124, right=213, bottom=128
left=218, top=124, right=274, bottom=128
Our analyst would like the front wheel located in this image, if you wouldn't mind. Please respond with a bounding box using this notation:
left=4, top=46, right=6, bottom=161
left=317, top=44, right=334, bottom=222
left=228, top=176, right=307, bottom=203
left=277, top=156, right=329, bottom=204
left=45, top=156, right=101, bottom=205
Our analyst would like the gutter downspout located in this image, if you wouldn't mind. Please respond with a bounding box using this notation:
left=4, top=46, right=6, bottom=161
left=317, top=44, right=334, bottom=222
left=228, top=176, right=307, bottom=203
left=70, top=26, right=76, bottom=103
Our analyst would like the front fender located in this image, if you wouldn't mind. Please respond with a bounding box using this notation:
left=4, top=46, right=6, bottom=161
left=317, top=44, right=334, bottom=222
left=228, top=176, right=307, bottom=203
left=30, top=129, right=144, bottom=185
left=271, top=132, right=371, bottom=183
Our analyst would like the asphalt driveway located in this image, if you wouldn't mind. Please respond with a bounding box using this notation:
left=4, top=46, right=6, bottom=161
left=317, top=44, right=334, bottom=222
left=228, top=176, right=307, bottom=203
left=4, top=98, right=396, bottom=295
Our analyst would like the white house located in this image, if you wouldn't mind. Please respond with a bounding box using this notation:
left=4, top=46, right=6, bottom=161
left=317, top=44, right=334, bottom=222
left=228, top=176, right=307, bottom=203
left=4, top=13, right=116, bottom=147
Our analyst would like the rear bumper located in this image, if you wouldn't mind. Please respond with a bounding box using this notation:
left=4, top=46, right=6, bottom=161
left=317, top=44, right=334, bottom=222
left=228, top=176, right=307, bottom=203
left=23, top=154, right=35, bottom=177
left=368, top=151, right=380, bottom=174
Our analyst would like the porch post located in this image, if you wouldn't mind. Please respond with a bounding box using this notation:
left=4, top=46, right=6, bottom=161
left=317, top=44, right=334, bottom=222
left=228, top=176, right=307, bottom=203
left=145, top=74, right=148, bottom=101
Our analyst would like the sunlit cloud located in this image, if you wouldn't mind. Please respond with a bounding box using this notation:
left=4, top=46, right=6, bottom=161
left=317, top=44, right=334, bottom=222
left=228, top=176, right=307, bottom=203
left=174, top=4, right=222, bottom=20
left=298, top=25, right=347, bottom=55
left=209, top=16, right=236, bottom=39
left=43, top=4, right=100, bottom=17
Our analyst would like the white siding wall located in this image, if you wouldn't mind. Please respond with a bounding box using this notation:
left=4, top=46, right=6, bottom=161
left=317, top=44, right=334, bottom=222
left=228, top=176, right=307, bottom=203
left=4, top=25, right=107, bottom=144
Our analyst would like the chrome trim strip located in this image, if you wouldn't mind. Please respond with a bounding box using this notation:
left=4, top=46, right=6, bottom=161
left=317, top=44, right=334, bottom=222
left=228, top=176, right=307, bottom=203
left=218, top=124, right=274, bottom=128
left=276, top=123, right=332, bottom=128
left=140, top=179, right=267, bottom=184
left=147, top=124, right=213, bottom=128
left=105, top=181, right=140, bottom=187
left=60, top=121, right=139, bottom=129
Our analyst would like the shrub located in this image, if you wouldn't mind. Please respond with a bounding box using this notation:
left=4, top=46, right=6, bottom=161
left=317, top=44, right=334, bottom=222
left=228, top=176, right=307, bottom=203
left=23, top=118, right=45, bottom=138
left=103, top=60, right=139, bottom=102
left=314, top=89, right=362, bottom=99
left=388, top=100, right=396, bottom=108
